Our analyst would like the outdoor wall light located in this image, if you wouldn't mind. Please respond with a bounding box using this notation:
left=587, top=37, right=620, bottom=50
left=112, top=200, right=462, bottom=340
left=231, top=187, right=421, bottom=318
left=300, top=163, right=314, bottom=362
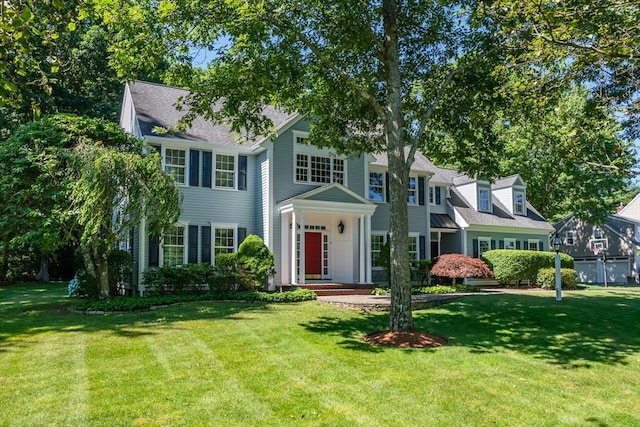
left=338, top=220, right=345, bottom=234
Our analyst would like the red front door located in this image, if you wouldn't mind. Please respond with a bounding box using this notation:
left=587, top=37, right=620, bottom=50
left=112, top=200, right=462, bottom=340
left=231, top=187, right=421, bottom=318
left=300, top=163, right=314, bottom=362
left=305, top=232, right=322, bottom=279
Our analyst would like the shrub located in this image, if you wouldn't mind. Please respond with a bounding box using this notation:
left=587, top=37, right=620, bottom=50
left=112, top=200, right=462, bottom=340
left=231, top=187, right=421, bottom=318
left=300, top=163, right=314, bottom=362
left=536, top=268, right=579, bottom=290
left=211, top=253, right=239, bottom=294
left=71, top=288, right=316, bottom=312
left=411, top=259, right=432, bottom=286
left=236, top=235, right=276, bottom=291
left=142, top=263, right=217, bottom=296
left=376, top=241, right=391, bottom=279
left=482, top=250, right=574, bottom=285
left=73, top=249, right=133, bottom=298
left=430, top=254, right=493, bottom=285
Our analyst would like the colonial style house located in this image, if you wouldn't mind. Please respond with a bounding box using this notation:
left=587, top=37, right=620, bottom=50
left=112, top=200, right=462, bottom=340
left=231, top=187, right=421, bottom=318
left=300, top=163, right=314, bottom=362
left=120, top=80, right=555, bottom=293
left=554, top=213, right=640, bottom=284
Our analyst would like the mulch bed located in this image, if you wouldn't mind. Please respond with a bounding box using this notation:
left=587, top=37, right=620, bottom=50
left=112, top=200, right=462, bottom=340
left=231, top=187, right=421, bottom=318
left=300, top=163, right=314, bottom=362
left=364, top=330, right=447, bottom=348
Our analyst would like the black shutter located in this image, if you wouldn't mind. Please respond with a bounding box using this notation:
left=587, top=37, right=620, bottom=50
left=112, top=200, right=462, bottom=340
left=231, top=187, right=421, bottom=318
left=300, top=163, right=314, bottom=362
left=189, top=150, right=200, bottom=187
left=148, top=234, right=160, bottom=267
left=435, top=187, right=442, bottom=205
left=491, top=240, right=496, bottom=250
left=202, top=151, right=212, bottom=188
left=237, top=227, right=247, bottom=247
left=188, top=225, right=198, bottom=263
left=385, top=173, right=390, bottom=202
left=238, top=155, right=247, bottom=191
left=539, top=240, right=544, bottom=251
left=499, top=240, right=504, bottom=249
left=418, top=177, right=425, bottom=206
left=419, top=235, right=426, bottom=260
left=201, top=226, right=211, bottom=264
left=516, top=240, right=521, bottom=250
left=473, top=239, right=479, bottom=258
left=150, top=145, right=161, bottom=154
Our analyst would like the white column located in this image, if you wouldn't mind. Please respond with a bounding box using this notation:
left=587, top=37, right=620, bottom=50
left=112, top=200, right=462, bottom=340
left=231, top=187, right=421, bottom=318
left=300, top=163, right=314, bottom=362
left=299, top=211, right=305, bottom=285
left=366, top=214, right=372, bottom=283
left=290, top=210, right=297, bottom=285
left=138, top=217, right=146, bottom=296
left=359, top=214, right=365, bottom=284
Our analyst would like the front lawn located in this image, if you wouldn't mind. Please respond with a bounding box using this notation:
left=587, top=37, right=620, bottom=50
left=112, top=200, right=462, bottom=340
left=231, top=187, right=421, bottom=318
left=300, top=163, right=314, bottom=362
left=1, top=282, right=640, bottom=426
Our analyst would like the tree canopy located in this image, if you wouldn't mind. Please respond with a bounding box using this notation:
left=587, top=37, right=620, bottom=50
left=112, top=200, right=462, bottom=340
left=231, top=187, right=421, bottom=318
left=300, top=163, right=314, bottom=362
left=0, top=114, right=181, bottom=297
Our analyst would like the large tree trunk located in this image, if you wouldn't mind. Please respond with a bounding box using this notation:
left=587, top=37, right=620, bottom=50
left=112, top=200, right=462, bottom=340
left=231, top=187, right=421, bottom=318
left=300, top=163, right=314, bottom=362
left=383, top=0, right=413, bottom=332
left=81, top=243, right=111, bottom=300
left=36, top=251, right=50, bottom=283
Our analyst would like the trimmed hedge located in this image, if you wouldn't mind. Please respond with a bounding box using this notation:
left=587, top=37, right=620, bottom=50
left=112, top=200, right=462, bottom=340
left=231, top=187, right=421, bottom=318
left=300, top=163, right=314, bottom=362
left=482, top=249, right=574, bottom=285
left=72, top=288, right=317, bottom=312
left=142, top=262, right=243, bottom=296
left=536, top=268, right=579, bottom=290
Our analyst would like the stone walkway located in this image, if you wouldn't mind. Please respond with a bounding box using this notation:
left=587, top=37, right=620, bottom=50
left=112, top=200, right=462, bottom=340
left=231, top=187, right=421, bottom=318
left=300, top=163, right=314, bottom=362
left=316, top=288, right=545, bottom=312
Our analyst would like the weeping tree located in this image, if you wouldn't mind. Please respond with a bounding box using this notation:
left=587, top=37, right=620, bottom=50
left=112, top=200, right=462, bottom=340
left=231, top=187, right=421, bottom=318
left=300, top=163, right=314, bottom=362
left=0, top=114, right=180, bottom=298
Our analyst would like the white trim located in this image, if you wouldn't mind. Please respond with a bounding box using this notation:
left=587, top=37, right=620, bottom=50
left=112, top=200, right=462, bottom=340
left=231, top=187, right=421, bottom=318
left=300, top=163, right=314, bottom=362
left=213, top=152, right=238, bottom=190
left=478, top=236, right=491, bottom=257
left=160, top=221, right=189, bottom=266
left=504, top=237, right=516, bottom=250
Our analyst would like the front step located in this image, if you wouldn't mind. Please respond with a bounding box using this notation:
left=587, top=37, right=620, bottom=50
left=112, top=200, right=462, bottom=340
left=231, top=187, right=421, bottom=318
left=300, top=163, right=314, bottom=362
left=312, top=288, right=374, bottom=297
left=296, top=283, right=375, bottom=297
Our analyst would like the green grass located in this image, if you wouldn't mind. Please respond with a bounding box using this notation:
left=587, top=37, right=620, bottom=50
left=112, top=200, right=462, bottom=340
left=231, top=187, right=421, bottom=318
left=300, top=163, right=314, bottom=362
left=2, top=282, right=640, bottom=426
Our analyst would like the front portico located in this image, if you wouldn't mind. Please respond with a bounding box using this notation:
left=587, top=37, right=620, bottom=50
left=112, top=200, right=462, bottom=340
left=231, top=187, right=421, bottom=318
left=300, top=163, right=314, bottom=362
left=278, top=183, right=377, bottom=286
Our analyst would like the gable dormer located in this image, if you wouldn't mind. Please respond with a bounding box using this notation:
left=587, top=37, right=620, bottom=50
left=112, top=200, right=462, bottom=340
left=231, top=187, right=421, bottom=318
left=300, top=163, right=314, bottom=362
left=452, top=175, right=492, bottom=213
left=492, top=174, right=527, bottom=216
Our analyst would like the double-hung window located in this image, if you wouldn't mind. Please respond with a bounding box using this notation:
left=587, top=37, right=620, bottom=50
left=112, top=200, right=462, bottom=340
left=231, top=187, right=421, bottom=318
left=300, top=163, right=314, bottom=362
left=371, top=234, right=386, bottom=266
left=408, top=235, right=418, bottom=262
left=407, top=177, right=417, bottom=205
left=479, top=188, right=490, bottom=212
left=504, top=238, right=516, bottom=250
left=478, top=237, right=491, bottom=257
left=527, top=240, right=539, bottom=251
left=514, top=191, right=525, bottom=215
left=215, top=154, right=235, bottom=189
left=214, top=227, right=235, bottom=258
left=165, top=148, right=186, bottom=184
left=163, top=225, right=185, bottom=266
left=565, top=230, right=576, bottom=246
left=369, top=172, right=385, bottom=202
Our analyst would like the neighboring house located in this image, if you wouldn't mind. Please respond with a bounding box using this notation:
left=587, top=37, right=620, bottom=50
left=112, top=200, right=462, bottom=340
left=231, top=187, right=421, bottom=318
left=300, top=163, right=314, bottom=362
left=119, top=80, right=555, bottom=293
left=554, top=214, right=640, bottom=284
left=617, top=193, right=640, bottom=222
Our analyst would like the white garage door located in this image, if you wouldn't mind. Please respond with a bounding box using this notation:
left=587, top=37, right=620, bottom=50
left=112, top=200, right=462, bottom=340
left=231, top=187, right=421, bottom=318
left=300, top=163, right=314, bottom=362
left=605, top=259, right=630, bottom=284
left=575, top=261, right=598, bottom=283
left=574, top=258, right=630, bottom=284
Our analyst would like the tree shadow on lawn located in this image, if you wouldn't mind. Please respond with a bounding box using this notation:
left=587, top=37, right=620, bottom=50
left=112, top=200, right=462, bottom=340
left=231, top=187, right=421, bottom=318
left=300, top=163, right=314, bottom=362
left=0, top=282, right=275, bottom=354
left=302, top=291, right=640, bottom=365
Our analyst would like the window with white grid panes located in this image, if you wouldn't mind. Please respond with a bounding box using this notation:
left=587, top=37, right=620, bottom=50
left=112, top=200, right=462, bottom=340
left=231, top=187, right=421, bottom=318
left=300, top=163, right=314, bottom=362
left=163, top=225, right=185, bottom=266
left=407, top=177, right=417, bottom=205
left=408, top=236, right=418, bottom=262
left=214, top=228, right=235, bottom=261
left=215, top=154, right=235, bottom=188
left=514, top=191, right=525, bottom=214
left=311, top=155, right=331, bottom=183
left=371, top=234, right=385, bottom=266
left=369, top=172, right=385, bottom=201
left=295, top=153, right=345, bottom=185
left=165, top=149, right=186, bottom=184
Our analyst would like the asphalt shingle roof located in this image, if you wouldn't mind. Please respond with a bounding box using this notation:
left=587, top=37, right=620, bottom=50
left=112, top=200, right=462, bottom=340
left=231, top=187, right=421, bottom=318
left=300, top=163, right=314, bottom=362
left=127, top=80, right=297, bottom=147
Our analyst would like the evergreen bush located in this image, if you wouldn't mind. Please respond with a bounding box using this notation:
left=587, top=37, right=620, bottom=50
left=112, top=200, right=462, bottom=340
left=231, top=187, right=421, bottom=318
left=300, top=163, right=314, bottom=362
left=482, top=250, right=574, bottom=285
left=536, top=268, right=579, bottom=290
left=236, top=234, right=275, bottom=291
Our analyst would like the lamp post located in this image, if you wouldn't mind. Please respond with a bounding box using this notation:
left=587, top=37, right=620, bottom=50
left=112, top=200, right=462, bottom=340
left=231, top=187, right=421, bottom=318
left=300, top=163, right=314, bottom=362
left=553, top=232, right=563, bottom=302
